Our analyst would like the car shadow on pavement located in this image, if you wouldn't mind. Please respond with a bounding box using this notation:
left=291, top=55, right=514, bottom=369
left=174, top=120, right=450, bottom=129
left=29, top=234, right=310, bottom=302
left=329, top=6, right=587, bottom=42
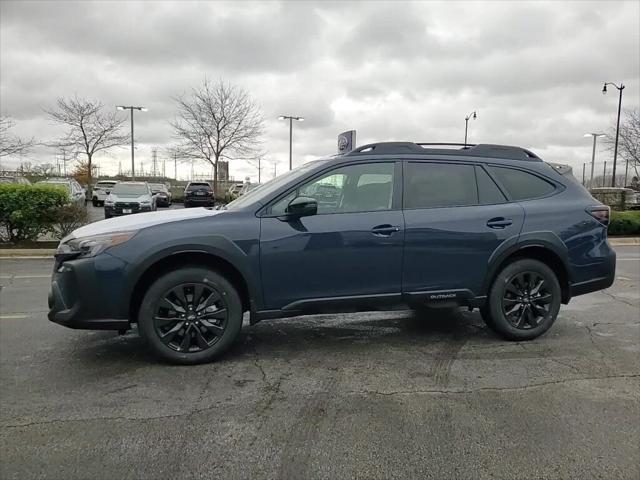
left=66, top=308, right=495, bottom=368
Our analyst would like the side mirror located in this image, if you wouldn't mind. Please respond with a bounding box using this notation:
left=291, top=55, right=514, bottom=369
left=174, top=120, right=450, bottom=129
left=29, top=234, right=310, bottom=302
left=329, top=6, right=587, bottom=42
left=285, top=196, right=317, bottom=218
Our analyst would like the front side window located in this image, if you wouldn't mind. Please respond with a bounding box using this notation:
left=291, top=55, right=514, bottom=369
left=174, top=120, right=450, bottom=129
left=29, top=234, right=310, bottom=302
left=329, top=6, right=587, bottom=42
left=488, top=166, right=556, bottom=201
left=270, top=162, right=395, bottom=215
left=404, top=162, right=477, bottom=209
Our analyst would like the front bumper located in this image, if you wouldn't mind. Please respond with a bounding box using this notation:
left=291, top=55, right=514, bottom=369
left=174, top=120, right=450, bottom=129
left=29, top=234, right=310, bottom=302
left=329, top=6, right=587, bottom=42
left=105, top=204, right=152, bottom=216
left=48, top=253, right=130, bottom=331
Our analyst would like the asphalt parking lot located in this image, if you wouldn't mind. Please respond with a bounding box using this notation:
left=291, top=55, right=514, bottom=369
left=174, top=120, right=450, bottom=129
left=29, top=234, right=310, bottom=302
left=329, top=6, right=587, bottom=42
left=0, top=246, right=638, bottom=479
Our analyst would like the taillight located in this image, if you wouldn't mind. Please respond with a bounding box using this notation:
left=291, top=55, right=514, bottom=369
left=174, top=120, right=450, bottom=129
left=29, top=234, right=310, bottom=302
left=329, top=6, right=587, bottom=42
left=586, top=206, right=610, bottom=226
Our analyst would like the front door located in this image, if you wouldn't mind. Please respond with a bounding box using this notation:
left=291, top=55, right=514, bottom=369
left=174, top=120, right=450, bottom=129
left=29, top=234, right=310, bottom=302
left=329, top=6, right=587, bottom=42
left=260, top=161, right=404, bottom=310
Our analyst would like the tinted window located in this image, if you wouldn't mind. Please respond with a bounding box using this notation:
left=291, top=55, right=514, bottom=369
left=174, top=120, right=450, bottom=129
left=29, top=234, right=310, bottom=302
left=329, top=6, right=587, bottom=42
left=404, top=162, right=477, bottom=209
left=271, top=162, right=395, bottom=215
left=488, top=166, right=555, bottom=200
left=476, top=166, right=507, bottom=204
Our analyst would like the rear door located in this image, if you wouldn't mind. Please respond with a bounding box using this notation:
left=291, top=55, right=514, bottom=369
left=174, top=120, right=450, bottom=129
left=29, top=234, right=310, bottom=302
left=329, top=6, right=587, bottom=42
left=401, top=161, right=525, bottom=300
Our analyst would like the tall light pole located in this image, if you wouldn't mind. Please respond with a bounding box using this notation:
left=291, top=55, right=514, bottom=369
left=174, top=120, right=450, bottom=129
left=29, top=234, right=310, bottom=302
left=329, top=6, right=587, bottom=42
left=117, top=105, right=147, bottom=180
left=584, top=133, right=605, bottom=188
left=602, top=82, right=625, bottom=187
left=278, top=115, right=304, bottom=170
left=464, top=111, right=477, bottom=147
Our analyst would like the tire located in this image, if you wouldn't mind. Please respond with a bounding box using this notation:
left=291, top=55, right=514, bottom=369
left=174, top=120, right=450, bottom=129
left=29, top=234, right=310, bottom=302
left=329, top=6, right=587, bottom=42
left=486, top=259, right=561, bottom=341
left=138, top=267, right=243, bottom=364
left=105, top=212, right=112, bottom=219
left=92, top=198, right=99, bottom=207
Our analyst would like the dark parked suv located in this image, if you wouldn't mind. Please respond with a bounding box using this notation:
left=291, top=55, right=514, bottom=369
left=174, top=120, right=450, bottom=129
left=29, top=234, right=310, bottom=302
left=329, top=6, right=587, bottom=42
left=49, top=142, right=615, bottom=364
left=184, top=182, right=214, bottom=208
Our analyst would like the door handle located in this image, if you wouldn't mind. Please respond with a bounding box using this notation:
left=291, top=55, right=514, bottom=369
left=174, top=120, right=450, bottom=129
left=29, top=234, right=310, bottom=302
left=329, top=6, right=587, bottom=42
left=371, top=224, right=400, bottom=236
left=486, top=217, right=513, bottom=229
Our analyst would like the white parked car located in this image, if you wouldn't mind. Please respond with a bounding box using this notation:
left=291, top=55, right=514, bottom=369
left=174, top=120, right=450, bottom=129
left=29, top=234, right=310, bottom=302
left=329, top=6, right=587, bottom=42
left=92, top=180, right=119, bottom=206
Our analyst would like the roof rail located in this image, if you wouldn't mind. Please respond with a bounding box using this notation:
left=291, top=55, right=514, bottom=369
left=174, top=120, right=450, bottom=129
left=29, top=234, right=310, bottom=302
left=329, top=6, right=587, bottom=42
left=345, top=142, right=541, bottom=161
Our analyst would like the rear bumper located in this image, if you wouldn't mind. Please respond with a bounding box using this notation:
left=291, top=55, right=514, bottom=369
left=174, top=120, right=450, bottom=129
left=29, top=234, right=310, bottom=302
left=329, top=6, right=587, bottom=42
left=569, top=246, right=616, bottom=298
left=48, top=253, right=130, bottom=331
left=184, top=196, right=214, bottom=205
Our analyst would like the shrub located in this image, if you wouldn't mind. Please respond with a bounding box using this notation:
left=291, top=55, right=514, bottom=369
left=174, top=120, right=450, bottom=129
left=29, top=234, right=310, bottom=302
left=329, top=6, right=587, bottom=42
left=0, top=184, right=68, bottom=242
left=609, top=210, right=640, bottom=236
left=50, top=204, right=89, bottom=239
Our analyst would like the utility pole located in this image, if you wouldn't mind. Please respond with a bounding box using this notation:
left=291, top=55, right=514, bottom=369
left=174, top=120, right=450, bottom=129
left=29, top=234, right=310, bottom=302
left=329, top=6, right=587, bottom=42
left=464, top=111, right=477, bottom=147
left=602, top=82, right=625, bottom=187
left=278, top=115, right=304, bottom=170
left=603, top=161, right=607, bottom=187
left=582, top=163, right=586, bottom=186
left=116, top=105, right=147, bottom=180
left=151, top=148, right=158, bottom=178
left=174, top=152, right=177, bottom=180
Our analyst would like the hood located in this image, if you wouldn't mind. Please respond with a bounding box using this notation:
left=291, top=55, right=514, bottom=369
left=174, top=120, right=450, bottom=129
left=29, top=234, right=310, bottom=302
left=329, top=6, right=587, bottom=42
left=108, top=194, right=149, bottom=202
left=69, top=207, right=224, bottom=239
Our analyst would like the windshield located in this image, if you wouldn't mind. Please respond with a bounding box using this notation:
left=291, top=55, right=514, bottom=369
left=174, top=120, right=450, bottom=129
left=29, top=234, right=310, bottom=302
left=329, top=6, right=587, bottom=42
left=150, top=183, right=167, bottom=191
left=97, top=182, right=116, bottom=187
left=113, top=183, right=148, bottom=195
left=226, top=159, right=329, bottom=210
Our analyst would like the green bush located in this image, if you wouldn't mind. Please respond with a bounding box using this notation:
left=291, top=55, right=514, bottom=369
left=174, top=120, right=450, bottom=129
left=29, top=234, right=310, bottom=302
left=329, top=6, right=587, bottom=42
left=0, top=184, right=68, bottom=242
left=609, top=210, right=640, bottom=236
left=50, top=204, right=89, bottom=239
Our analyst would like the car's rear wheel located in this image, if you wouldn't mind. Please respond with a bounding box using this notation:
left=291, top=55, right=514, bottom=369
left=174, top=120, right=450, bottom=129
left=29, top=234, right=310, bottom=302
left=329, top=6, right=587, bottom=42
left=92, top=198, right=99, bottom=207
left=138, top=267, right=243, bottom=364
left=484, top=259, right=561, bottom=341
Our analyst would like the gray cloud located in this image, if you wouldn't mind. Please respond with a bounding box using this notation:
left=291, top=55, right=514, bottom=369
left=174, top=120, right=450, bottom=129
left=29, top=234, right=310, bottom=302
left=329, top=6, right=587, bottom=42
left=1, top=0, right=638, bottom=182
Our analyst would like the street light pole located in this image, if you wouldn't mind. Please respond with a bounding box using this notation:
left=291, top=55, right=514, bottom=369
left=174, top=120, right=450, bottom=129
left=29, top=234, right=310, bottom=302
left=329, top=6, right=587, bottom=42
left=584, top=133, right=605, bottom=188
left=464, top=111, right=477, bottom=147
left=602, top=82, right=625, bottom=187
left=117, top=105, right=147, bottom=180
left=278, top=115, right=304, bottom=170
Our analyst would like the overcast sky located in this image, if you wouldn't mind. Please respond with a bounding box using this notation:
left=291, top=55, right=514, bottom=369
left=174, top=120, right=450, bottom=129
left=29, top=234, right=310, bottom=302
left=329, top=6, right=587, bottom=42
left=1, top=0, right=639, bottom=182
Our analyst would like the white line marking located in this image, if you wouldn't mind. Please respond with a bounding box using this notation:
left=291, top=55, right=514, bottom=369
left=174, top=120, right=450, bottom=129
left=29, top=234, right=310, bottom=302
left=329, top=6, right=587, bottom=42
left=0, top=275, right=51, bottom=279
left=0, top=314, right=30, bottom=319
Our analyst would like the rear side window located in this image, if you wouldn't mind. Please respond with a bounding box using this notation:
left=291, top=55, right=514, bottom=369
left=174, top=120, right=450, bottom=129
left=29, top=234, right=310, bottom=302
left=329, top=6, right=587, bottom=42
left=488, top=166, right=556, bottom=200
left=476, top=166, right=507, bottom=204
left=404, top=162, right=477, bottom=209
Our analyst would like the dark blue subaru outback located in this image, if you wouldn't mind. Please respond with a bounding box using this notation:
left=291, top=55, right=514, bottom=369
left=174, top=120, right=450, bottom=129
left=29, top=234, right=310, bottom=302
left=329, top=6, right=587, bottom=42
left=49, top=142, right=616, bottom=364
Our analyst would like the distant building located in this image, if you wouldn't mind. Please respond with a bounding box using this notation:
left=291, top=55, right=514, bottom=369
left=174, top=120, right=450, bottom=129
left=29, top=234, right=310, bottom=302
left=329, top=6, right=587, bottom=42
left=219, top=161, right=229, bottom=181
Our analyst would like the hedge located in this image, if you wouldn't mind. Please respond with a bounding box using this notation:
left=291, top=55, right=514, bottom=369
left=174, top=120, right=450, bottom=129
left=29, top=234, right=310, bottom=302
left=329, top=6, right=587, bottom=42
left=0, top=184, right=70, bottom=242
left=609, top=210, right=640, bottom=236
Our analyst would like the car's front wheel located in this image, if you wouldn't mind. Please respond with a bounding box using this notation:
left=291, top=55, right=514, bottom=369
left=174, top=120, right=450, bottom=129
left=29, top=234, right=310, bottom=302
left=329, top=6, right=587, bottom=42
left=138, top=267, right=243, bottom=364
left=483, top=259, right=561, bottom=341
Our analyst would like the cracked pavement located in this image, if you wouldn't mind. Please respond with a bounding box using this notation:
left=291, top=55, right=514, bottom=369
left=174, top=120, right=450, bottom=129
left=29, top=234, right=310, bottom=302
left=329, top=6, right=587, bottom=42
left=0, top=246, right=639, bottom=479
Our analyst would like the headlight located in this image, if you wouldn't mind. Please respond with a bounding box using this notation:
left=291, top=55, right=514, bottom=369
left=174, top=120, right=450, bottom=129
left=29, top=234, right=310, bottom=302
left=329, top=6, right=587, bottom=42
left=57, top=231, right=137, bottom=258
left=104, top=199, right=114, bottom=206
left=140, top=201, right=151, bottom=206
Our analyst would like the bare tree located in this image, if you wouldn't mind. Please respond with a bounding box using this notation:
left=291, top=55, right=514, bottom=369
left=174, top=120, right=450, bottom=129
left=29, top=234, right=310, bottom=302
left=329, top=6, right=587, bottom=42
left=603, top=109, right=640, bottom=183
left=0, top=116, right=35, bottom=158
left=171, top=79, right=264, bottom=192
left=46, top=96, right=129, bottom=192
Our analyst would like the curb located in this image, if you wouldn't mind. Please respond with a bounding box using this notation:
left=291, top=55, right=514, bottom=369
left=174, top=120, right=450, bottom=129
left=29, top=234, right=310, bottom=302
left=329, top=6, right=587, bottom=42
left=609, top=238, right=640, bottom=246
left=0, top=249, right=56, bottom=258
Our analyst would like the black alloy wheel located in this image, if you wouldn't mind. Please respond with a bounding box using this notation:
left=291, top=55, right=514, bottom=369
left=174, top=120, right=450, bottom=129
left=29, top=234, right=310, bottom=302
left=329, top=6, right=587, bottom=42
left=154, top=283, right=228, bottom=353
left=501, top=271, right=553, bottom=330
left=485, top=258, right=561, bottom=341
left=138, top=267, right=243, bottom=364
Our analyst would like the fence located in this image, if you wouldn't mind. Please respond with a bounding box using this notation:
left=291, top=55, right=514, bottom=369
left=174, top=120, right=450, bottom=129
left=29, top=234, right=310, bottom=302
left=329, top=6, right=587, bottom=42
left=576, top=160, right=639, bottom=189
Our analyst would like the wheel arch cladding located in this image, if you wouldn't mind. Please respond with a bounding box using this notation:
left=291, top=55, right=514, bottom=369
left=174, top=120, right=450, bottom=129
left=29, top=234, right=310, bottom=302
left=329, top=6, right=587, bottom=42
left=486, top=245, right=570, bottom=304
left=129, top=251, right=251, bottom=323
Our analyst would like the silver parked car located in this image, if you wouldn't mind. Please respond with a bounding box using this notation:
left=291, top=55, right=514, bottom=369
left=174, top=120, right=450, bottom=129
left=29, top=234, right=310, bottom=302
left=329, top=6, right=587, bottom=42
left=37, top=178, right=86, bottom=206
